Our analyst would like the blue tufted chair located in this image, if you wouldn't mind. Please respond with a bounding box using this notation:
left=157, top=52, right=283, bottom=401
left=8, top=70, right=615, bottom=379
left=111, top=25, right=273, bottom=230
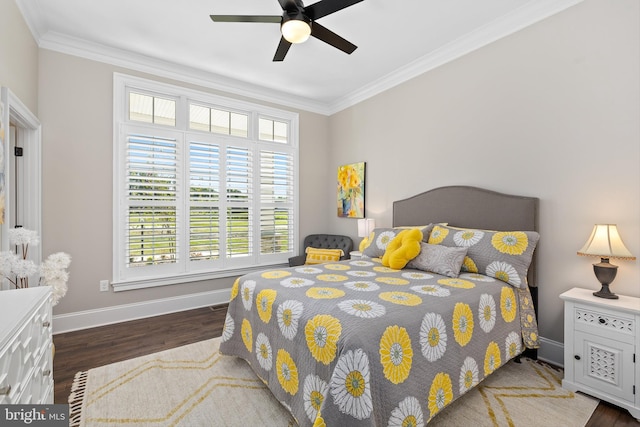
left=288, top=234, right=354, bottom=267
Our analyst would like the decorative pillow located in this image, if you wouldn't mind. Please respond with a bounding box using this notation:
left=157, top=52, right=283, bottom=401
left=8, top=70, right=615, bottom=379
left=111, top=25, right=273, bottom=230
left=361, top=225, right=432, bottom=258
left=427, top=224, right=540, bottom=288
left=381, top=228, right=423, bottom=269
left=361, top=228, right=400, bottom=258
left=419, top=223, right=436, bottom=242
left=393, top=224, right=437, bottom=243
left=359, top=231, right=375, bottom=252
left=406, top=242, right=468, bottom=278
left=305, top=247, right=343, bottom=265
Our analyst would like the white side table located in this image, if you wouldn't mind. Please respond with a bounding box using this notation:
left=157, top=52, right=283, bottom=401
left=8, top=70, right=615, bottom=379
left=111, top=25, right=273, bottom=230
left=350, top=251, right=362, bottom=259
left=560, top=287, right=639, bottom=420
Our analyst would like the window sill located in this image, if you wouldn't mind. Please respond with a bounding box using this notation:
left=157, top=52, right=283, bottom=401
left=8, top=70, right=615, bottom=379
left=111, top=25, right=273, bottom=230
left=111, top=263, right=288, bottom=292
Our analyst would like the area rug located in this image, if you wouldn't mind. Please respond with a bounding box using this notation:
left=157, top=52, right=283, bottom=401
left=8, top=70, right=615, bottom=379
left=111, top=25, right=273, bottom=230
left=69, top=338, right=598, bottom=427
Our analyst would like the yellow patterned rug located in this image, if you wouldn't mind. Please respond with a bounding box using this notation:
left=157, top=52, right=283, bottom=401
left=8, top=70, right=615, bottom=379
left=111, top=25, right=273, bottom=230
left=69, top=338, right=598, bottom=427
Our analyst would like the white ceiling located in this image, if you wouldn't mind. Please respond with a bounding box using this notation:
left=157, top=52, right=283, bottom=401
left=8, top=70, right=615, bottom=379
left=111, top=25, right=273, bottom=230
left=16, top=0, right=582, bottom=114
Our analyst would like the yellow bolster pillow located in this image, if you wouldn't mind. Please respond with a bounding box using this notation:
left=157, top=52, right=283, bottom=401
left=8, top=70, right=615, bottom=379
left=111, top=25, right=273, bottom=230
left=305, top=247, right=344, bottom=265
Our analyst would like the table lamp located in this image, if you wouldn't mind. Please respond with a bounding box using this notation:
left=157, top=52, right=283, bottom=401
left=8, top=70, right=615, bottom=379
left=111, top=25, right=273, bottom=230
left=357, top=218, right=375, bottom=238
left=577, top=224, right=636, bottom=299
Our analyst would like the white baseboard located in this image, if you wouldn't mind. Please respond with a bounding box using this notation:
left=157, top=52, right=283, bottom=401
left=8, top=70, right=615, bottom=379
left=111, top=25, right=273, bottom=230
left=52, top=288, right=232, bottom=335
left=537, top=336, right=564, bottom=367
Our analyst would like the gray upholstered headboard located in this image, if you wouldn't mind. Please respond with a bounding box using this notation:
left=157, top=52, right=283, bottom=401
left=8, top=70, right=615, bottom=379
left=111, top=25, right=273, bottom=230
left=393, top=186, right=539, bottom=287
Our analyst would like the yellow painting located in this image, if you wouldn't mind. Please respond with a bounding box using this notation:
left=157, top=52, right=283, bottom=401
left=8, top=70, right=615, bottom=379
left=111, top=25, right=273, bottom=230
left=337, top=162, right=365, bottom=218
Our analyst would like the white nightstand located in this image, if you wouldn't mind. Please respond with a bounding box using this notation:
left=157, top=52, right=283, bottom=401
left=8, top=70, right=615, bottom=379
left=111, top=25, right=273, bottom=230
left=560, top=287, right=640, bottom=420
left=350, top=251, right=362, bottom=259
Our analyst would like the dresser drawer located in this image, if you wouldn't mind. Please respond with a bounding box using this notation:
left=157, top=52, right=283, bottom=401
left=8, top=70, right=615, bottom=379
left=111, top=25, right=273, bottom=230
left=0, top=323, right=30, bottom=404
left=19, top=344, right=53, bottom=404
left=0, top=287, right=53, bottom=405
left=25, top=297, right=53, bottom=362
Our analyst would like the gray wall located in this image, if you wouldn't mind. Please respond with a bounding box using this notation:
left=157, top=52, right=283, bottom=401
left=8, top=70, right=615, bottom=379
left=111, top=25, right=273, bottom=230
left=0, top=0, right=38, bottom=111
left=327, top=0, right=640, bottom=344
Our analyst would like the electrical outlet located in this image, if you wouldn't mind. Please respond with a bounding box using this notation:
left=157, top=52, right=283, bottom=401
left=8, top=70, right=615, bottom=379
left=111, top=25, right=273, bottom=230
left=99, top=280, right=110, bottom=292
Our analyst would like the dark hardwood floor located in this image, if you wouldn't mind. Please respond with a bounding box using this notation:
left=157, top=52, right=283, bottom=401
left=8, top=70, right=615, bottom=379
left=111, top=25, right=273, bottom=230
left=53, top=305, right=638, bottom=426
left=53, top=305, right=227, bottom=404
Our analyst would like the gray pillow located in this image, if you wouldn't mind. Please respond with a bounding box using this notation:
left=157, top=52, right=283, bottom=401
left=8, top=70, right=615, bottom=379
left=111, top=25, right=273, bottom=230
left=427, top=224, right=540, bottom=288
left=406, top=242, right=468, bottom=277
left=361, top=228, right=400, bottom=258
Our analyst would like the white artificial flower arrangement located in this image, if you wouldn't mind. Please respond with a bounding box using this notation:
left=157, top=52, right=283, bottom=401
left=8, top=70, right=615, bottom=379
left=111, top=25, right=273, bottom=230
left=0, top=228, right=71, bottom=305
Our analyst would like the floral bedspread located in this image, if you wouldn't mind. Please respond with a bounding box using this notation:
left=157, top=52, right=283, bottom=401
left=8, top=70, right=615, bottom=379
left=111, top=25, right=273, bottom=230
left=219, top=258, right=535, bottom=426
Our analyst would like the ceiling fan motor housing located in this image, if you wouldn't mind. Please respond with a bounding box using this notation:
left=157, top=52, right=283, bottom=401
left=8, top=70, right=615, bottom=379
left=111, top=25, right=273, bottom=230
left=282, top=10, right=311, bottom=26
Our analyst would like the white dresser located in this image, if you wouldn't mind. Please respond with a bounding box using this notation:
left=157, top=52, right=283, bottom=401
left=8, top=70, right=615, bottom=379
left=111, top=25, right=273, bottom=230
left=0, top=287, right=53, bottom=404
left=560, top=287, right=640, bottom=420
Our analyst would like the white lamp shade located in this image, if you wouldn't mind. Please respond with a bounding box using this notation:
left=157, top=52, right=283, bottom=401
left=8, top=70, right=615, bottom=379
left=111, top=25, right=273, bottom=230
left=577, top=224, right=636, bottom=260
left=357, top=218, right=376, bottom=238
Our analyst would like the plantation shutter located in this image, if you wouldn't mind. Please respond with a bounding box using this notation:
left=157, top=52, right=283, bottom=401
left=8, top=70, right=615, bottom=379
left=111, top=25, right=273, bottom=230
left=226, top=146, right=252, bottom=258
left=260, top=150, right=294, bottom=255
left=125, top=133, right=179, bottom=267
left=189, top=140, right=220, bottom=262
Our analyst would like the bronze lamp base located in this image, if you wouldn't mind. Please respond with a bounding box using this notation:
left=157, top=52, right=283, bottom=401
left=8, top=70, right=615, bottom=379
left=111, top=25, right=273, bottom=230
left=592, top=258, right=619, bottom=299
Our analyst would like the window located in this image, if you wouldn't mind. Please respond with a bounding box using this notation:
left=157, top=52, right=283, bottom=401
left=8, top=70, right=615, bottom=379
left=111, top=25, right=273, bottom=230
left=113, top=74, right=298, bottom=290
left=189, top=104, right=248, bottom=137
left=129, top=92, right=176, bottom=126
left=259, top=118, right=288, bottom=143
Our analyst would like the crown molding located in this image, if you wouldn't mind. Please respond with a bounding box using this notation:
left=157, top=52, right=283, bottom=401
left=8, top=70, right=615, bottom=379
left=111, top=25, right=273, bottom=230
left=326, top=0, right=585, bottom=114
left=17, top=0, right=583, bottom=117
left=37, top=31, right=332, bottom=115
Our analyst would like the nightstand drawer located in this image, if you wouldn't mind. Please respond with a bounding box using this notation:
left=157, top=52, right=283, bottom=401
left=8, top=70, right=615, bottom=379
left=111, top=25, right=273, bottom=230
left=573, top=304, right=635, bottom=340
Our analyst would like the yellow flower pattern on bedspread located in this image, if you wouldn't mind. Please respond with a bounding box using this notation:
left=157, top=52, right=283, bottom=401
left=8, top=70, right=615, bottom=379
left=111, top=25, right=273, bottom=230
left=219, top=258, right=539, bottom=427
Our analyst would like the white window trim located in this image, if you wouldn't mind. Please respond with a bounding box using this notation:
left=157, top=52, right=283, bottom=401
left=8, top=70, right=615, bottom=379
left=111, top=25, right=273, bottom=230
left=112, top=73, right=299, bottom=291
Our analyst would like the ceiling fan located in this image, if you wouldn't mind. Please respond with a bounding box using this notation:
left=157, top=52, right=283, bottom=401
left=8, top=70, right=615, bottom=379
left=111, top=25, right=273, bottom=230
left=210, top=0, right=364, bottom=62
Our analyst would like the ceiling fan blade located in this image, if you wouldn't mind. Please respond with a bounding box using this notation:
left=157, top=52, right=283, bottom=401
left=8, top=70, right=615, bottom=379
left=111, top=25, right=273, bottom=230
left=273, top=37, right=292, bottom=61
left=210, top=15, right=281, bottom=23
left=310, top=22, right=357, bottom=54
left=305, top=0, right=364, bottom=20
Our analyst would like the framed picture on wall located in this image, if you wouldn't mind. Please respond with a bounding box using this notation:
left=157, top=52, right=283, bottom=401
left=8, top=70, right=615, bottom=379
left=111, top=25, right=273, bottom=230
left=337, top=161, right=365, bottom=218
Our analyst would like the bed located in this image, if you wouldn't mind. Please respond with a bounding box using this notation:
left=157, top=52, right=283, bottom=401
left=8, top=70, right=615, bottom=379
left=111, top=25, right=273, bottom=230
left=219, top=186, right=540, bottom=426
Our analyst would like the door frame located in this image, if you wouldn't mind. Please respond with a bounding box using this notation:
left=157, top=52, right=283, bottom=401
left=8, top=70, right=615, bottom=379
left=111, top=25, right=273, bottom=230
left=0, top=87, right=42, bottom=264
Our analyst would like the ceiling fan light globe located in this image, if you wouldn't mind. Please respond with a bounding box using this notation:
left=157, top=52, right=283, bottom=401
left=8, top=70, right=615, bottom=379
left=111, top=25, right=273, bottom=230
left=281, top=19, right=311, bottom=44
